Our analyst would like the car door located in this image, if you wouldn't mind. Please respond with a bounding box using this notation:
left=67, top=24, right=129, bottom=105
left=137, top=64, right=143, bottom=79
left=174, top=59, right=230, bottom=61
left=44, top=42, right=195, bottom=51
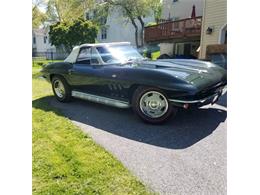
left=68, top=46, right=105, bottom=95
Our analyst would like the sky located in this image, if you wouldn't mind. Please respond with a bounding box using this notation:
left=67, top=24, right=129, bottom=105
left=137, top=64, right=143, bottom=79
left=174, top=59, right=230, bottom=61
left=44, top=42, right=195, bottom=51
left=32, top=0, right=47, bottom=13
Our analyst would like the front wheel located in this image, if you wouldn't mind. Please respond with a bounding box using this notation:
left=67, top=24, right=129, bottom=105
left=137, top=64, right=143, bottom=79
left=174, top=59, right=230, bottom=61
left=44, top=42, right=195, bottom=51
left=132, top=87, right=177, bottom=124
left=51, top=76, right=71, bottom=102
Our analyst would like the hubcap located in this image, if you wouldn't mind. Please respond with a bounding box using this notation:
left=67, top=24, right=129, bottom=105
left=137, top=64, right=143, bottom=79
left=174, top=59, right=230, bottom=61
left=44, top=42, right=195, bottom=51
left=139, top=91, right=169, bottom=118
left=53, top=80, right=65, bottom=98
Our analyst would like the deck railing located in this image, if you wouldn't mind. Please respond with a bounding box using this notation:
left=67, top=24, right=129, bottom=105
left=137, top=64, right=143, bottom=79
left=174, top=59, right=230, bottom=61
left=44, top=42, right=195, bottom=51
left=144, top=16, right=202, bottom=42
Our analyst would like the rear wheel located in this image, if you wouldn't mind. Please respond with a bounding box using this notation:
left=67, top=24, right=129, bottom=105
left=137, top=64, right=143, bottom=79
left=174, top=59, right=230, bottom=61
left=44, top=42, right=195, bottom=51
left=132, top=86, right=177, bottom=124
left=51, top=76, right=71, bottom=102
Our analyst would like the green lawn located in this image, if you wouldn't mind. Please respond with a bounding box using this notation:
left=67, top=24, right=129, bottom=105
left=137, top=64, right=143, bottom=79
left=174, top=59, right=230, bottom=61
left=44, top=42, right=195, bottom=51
left=32, top=59, right=63, bottom=68
left=32, top=67, right=153, bottom=194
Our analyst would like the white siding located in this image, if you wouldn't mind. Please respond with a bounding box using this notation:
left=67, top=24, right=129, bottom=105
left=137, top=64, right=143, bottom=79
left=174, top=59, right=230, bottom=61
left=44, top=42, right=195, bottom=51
left=162, top=0, right=203, bottom=20
left=160, top=43, right=174, bottom=55
left=32, top=29, right=56, bottom=53
left=199, top=0, right=227, bottom=59
left=96, top=8, right=155, bottom=47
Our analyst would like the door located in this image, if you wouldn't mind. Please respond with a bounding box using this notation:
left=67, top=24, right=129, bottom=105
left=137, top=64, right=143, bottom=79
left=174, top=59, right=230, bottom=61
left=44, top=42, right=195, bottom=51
left=68, top=46, right=105, bottom=95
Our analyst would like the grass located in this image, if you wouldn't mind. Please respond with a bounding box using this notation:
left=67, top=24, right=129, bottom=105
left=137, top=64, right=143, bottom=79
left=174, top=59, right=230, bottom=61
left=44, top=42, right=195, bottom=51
left=32, top=59, right=62, bottom=68
left=32, top=67, right=153, bottom=194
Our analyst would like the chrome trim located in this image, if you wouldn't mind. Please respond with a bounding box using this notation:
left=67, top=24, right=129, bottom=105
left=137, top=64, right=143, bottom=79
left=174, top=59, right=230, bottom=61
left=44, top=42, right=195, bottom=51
left=169, top=85, right=227, bottom=104
left=71, top=91, right=130, bottom=109
left=221, top=85, right=227, bottom=95
left=139, top=91, right=169, bottom=118
left=169, top=93, right=220, bottom=104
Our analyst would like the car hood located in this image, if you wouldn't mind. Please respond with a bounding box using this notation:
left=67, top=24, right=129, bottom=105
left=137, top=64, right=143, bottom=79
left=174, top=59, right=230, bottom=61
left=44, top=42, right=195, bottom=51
left=135, top=59, right=227, bottom=90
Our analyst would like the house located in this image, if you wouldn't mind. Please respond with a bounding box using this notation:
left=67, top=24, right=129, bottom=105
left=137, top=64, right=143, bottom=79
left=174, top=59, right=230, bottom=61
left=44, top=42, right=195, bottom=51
left=32, top=27, right=67, bottom=60
left=32, top=28, right=55, bottom=54
left=199, top=0, right=227, bottom=59
left=86, top=3, right=155, bottom=48
left=162, top=0, right=203, bottom=21
left=145, top=0, right=203, bottom=58
left=96, top=8, right=154, bottom=47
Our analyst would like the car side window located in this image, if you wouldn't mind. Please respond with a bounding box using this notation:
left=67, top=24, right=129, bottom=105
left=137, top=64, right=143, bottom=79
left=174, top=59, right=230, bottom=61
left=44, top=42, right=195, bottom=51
left=76, top=47, right=101, bottom=65
left=96, top=46, right=114, bottom=63
left=76, top=47, right=91, bottom=65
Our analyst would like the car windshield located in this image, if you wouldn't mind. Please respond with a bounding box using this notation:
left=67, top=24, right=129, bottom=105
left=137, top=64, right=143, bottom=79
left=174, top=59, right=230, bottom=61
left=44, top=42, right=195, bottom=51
left=96, top=44, right=144, bottom=64
left=209, top=53, right=227, bottom=69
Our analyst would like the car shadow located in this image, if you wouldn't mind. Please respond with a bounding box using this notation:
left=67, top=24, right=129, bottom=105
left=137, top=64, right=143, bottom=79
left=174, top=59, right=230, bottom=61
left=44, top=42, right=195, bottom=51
left=33, top=96, right=227, bottom=149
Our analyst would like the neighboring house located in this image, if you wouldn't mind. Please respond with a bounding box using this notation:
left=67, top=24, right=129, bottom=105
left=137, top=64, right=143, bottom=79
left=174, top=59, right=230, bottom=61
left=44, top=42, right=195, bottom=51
left=86, top=4, right=155, bottom=47
left=199, top=0, right=227, bottom=59
left=145, top=0, right=203, bottom=58
left=162, top=0, right=203, bottom=21
left=32, top=28, right=67, bottom=60
left=32, top=28, right=55, bottom=53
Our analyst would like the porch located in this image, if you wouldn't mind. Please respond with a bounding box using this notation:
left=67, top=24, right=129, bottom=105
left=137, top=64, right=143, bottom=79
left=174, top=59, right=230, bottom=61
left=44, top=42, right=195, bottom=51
left=144, top=17, right=202, bottom=43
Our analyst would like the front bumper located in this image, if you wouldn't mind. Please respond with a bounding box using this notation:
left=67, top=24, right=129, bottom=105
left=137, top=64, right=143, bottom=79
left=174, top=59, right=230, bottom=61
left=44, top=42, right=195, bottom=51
left=169, top=85, right=227, bottom=107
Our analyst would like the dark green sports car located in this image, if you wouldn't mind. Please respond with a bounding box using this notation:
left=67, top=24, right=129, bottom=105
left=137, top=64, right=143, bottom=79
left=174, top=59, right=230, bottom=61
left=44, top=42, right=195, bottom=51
left=41, top=42, right=227, bottom=124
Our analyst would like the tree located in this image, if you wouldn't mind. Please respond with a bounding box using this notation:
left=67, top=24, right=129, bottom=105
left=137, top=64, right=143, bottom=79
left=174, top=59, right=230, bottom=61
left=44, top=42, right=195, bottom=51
left=32, top=6, right=47, bottom=28
left=49, top=18, right=98, bottom=52
left=135, top=0, right=162, bottom=47
left=46, top=0, right=95, bottom=23
left=105, top=0, right=162, bottom=47
left=106, top=0, right=140, bottom=47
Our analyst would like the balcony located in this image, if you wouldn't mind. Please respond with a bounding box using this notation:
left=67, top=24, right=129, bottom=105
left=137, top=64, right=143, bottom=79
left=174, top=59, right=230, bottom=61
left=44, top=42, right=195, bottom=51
left=144, top=16, right=202, bottom=43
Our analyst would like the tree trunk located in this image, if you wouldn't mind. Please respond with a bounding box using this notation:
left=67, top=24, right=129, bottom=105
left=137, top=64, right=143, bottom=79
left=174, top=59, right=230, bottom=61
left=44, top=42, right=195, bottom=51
left=130, top=18, right=139, bottom=47
left=137, top=16, right=144, bottom=47
left=124, top=7, right=139, bottom=47
left=106, top=0, right=140, bottom=47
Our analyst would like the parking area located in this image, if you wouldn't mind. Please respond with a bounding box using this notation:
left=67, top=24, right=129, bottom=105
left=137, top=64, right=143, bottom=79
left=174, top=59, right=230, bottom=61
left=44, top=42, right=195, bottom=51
left=49, top=94, right=227, bottom=195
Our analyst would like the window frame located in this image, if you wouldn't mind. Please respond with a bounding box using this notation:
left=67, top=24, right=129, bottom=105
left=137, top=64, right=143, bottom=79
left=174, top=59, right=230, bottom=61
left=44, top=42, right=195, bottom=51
left=33, top=37, right=36, bottom=44
left=101, top=27, right=107, bottom=40
left=43, top=36, right=48, bottom=44
left=76, top=46, right=103, bottom=66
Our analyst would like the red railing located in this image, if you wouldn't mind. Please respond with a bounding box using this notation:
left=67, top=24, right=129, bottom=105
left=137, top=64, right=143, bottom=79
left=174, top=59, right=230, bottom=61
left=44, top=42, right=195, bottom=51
left=144, top=16, right=202, bottom=42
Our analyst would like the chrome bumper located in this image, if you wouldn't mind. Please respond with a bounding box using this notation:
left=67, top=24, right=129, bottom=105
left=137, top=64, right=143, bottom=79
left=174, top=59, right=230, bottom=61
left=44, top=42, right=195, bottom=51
left=169, top=85, right=227, bottom=104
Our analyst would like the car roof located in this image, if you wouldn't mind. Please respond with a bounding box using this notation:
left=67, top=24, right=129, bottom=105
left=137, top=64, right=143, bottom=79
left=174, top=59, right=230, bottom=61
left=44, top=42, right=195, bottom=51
left=64, top=42, right=131, bottom=63
left=79, top=42, right=131, bottom=48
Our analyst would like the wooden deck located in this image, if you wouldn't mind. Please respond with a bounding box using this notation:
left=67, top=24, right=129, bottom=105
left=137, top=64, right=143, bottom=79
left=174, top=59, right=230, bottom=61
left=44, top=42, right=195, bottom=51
left=144, top=17, right=202, bottom=43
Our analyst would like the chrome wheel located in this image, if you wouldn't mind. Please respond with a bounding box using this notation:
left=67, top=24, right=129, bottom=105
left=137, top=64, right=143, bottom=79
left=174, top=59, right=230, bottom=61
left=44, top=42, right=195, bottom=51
left=139, top=91, right=169, bottom=118
left=53, top=79, right=65, bottom=98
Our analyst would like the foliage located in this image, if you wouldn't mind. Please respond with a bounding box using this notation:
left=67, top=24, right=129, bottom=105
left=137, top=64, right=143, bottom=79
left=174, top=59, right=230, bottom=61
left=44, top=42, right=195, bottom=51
left=105, top=0, right=162, bottom=47
left=49, top=18, right=98, bottom=52
left=46, top=0, right=95, bottom=23
left=151, top=0, right=162, bottom=22
left=86, top=3, right=110, bottom=27
left=145, top=22, right=157, bottom=27
left=32, top=6, right=47, bottom=28
left=32, top=67, right=154, bottom=194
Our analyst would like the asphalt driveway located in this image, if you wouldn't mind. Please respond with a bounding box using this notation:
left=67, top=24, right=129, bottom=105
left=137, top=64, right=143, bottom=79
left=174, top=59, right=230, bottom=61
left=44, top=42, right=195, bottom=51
left=42, top=94, right=227, bottom=194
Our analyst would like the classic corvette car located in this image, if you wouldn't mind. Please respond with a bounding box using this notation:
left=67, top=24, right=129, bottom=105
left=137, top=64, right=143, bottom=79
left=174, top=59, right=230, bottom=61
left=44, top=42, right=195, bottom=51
left=41, top=42, right=227, bottom=124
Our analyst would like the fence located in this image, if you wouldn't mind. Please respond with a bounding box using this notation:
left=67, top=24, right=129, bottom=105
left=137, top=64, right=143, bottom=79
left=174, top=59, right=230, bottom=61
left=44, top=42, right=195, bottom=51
left=32, top=51, right=69, bottom=66
left=32, top=51, right=69, bottom=61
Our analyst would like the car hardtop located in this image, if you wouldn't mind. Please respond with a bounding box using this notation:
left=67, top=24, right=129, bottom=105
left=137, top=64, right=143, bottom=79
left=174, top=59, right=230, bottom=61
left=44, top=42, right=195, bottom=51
left=64, top=42, right=132, bottom=64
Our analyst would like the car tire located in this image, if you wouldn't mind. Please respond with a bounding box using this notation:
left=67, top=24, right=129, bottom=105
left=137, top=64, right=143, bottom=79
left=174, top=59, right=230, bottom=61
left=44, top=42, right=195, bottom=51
left=51, top=75, right=72, bottom=102
left=132, top=86, right=177, bottom=124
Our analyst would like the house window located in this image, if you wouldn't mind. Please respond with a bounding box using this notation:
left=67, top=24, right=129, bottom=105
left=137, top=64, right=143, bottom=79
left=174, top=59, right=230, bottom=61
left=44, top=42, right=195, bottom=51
left=44, top=36, right=48, bottom=44
left=100, top=16, right=107, bottom=25
left=33, top=37, right=36, bottom=44
left=101, top=28, right=107, bottom=40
